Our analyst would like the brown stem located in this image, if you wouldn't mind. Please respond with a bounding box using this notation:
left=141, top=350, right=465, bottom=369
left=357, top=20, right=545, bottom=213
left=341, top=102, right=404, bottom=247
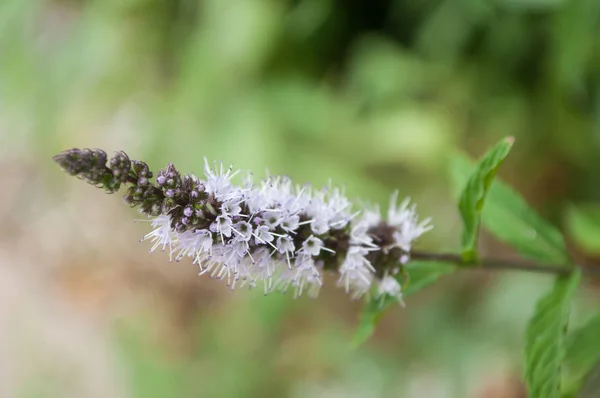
left=410, top=251, right=600, bottom=277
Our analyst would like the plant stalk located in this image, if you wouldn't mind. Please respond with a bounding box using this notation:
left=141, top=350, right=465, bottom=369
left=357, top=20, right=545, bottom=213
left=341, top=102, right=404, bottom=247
left=411, top=251, right=600, bottom=276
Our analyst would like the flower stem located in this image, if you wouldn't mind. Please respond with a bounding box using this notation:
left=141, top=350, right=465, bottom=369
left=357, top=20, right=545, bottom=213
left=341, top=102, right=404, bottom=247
left=410, top=250, right=600, bottom=276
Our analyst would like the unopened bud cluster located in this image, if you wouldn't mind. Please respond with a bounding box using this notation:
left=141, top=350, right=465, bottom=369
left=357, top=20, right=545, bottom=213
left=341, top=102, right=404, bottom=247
left=53, top=148, right=432, bottom=302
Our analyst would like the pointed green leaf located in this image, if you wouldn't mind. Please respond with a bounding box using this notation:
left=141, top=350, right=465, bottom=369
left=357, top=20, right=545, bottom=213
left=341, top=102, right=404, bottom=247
left=563, top=310, right=600, bottom=396
left=458, top=137, right=514, bottom=263
left=352, top=261, right=456, bottom=347
left=565, top=204, right=600, bottom=255
left=524, top=270, right=581, bottom=398
left=450, top=153, right=569, bottom=264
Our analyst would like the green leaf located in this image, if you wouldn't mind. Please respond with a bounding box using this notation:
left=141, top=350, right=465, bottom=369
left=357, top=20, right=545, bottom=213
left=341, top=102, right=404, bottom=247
left=458, top=136, right=514, bottom=262
left=565, top=204, right=600, bottom=255
left=563, top=311, right=600, bottom=395
left=352, top=261, right=456, bottom=347
left=450, top=153, right=570, bottom=264
left=576, top=362, right=600, bottom=398
left=524, top=270, right=581, bottom=398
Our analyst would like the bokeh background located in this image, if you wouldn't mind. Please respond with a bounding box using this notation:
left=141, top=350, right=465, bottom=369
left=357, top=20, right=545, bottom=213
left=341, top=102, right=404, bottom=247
left=2, top=0, right=600, bottom=397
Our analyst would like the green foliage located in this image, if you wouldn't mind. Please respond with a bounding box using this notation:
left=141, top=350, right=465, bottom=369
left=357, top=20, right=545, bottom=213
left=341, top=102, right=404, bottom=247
left=524, top=270, right=581, bottom=398
left=563, top=311, right=600, bottom=396
left=458, top=136, right=514, bottom=263
left=116, top=321, right=194, bottom=398
left=451, top=154, right=570, bottom=264
left=353, top=261, right=456, bottom=347
left=565, top=204, right=600, bottom=255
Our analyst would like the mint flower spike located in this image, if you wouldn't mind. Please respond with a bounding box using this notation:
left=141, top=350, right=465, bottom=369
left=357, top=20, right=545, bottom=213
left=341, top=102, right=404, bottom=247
left=53, top=148, right=433, bottom=303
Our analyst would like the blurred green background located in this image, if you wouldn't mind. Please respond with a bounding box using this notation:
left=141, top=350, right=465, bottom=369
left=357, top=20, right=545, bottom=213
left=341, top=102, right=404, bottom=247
left=2, top=0, right=600, bottom=397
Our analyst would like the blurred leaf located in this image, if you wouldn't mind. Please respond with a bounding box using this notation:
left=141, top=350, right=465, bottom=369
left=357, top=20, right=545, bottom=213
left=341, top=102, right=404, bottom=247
left=498, top=0, right=566, bottom=11
left=563, top=311, right=600, bottom=396
left=347, top=35, right=430, bottom=103
left=402, top=261, right=457, bottom=297
left=286, top=0, right=333, bottom=40
left=416, top=0, right=494, bottom=63
left=565, top=204, right=600, bottom=255
left=450, top=153, right=570, bottom=264
left=365, top=107, right=455, bottom=171
left=552, top=0, right=600, bottom=93
left=577, top=362, right=600, bottom=398
left=353, top=261, right=456, bottom=347
left=524, top=270, right=581, bottom=398
left=458, top=136, right=514, bottom=262
left=116, top=321, right=191, bottom=398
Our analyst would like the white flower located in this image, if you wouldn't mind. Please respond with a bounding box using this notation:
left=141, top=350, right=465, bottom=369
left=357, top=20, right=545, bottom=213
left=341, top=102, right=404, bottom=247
left=387, top=191, right=418, bottom=228
left=349, top=222, right=376, bottom=247
left=221, top=201, right=242, bottom=217
left=244, top=188, right=266, bottom=214
left=213, top=214, right=233, bottom=239
left=134, top=158, right=432, bottom=302
left=173, top=229, right=213, bottom=261
left=300, top=236, right=327, bottom=256
left=254, top=225, right=274, bottom=244
left=142, top=215, right=175, bottom=258
left=386, top=191, right=432, bottom=255
left=348, top=272, right=373, bottom=300
left=280, top=214, right=300, bottom=232
left=338, top=246, right=376, bottom=297
left=194, top=230, right=214, bottom=253
left=203, top=158, right=240, bottom=199
left=231, top=239, right=250, bottom=257
left=399, top=253, right=410, bottom=265
left=310, top=218, right=330, bottom=235
left=360, top=203, right=382, bottom=227
left=389, top=197, right=432, bottom=253
left=278, top=254, right=323, bottom=298
left=326, top=187, right=352, bottom=229
left=232, top=221, right=253, bottom=241
left=244, top=247, right=274, bottom=294
left=377, top=275, right=404, bottom=306
left=276, top=235, right=295, bottom=254
left=261, top=210, right=282, bottom=228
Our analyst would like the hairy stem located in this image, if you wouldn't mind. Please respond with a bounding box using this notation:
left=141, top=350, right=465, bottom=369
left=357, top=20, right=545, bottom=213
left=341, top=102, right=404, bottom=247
left=411, top=251, right=600, bottom=276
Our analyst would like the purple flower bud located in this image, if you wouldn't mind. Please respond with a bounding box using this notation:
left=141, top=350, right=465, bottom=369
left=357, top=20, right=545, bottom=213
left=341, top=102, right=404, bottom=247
left=184, top=207, right=193, bottom=217
left=157, top=176, right=167, bottom=185
left=138, top=177, right=148, bottom=186
left=165, top=189, right=175, bottom=198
